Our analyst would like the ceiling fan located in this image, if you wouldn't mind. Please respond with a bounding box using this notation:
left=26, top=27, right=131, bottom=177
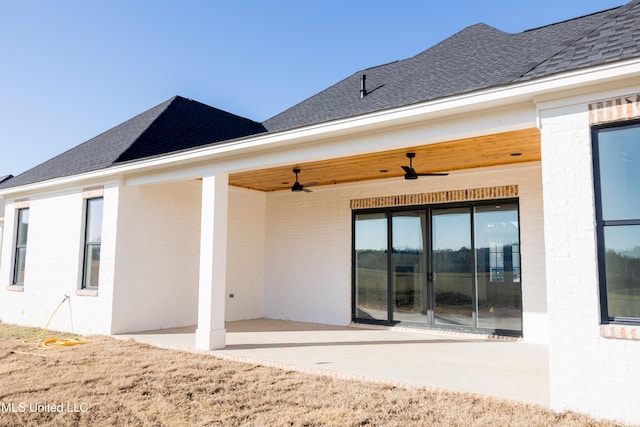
left=290, top=168, right=318, bottom=192
left=401, top=152, right=449, bottom=180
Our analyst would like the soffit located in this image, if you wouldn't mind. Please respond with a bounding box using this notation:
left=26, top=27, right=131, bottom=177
left=229, top=128, right=540, bottom=192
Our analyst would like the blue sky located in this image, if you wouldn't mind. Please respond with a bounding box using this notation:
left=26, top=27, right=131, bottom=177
left=0, top=0, right=626, bottom=177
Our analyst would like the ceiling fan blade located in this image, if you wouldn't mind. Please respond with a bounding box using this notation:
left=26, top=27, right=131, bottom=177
left=302, top=181, right=319, bottom=187
left=302, top=187, right=313, bottom=193
left=402, top=165, right=418, bottom=179
left=400, top=152, right=447, bottom=179
left=401, top=165, right=414, bottom=175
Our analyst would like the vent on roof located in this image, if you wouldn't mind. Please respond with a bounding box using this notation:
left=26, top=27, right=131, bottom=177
left=360, top=74, right=367, bottom=98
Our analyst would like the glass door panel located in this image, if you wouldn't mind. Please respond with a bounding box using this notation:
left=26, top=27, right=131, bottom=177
left=474, top=204, right=522, bottom=332
left=392, top=211, right=427, bottom=323
left=354, top=213, right=388, bottom=321
left=432, top=208, right=473, bottom=327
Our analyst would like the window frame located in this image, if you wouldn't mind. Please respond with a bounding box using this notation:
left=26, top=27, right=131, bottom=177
left=12, top=207, right=29, bottom=286
left=592, top=119, right=640, bottom=325
left=81, top=197, right=103, bottom=290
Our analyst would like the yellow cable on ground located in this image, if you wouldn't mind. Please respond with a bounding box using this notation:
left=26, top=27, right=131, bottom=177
left=23, top=295, right=88, bottom=348
left=37, top=337, right=86, bottom=348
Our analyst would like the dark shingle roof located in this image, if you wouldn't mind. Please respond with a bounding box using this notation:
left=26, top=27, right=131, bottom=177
left=518, top=1, right=640, bottom=80
left=0, top=96, right=266, bottom=189
left=3, top=1, right=639, bottom=190
left=0, top=175, right=12, bottom=184
left=263, top=1, right=639, bottom=132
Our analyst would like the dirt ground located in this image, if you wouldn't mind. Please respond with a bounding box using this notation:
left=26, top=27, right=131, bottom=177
left=0, top=323, right=624, bottom=427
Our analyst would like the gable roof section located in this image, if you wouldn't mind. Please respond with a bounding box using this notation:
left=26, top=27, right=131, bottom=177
left=0, top=96, right=266, bottom=189
left=0, top=175, right=12, bottom=184
left=263, top=1, right=639, bottom=132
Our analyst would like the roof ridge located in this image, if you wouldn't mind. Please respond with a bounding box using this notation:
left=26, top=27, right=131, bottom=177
left=0, top=95, right=269, bottom=189
left=357, top=24, right=504, bottom=74
left=523, top=3, right=626, bottom=33
left=512, top=1, right=633, bottom=82
left=410, top=23, right=506, bottom=57
left=0, top=98, right=176, bottom=188
left=80, top=96, right=177, bottom=152
left=361, top=59, right=400, bottom=73
left=114, top=96, right=181, bottom=163
left=113, top=96, right=266, bottom=165
left=178, top=96, right=263, bottom=124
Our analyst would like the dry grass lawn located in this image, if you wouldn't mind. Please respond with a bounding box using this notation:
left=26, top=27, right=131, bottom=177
left=0, top=323, right=624, bottom=426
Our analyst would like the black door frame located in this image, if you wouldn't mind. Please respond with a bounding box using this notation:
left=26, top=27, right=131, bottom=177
left=352, top=198, right=522, bottom=337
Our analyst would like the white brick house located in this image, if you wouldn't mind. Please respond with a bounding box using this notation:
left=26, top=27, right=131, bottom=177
left=2, top=1, right=640, bottom=423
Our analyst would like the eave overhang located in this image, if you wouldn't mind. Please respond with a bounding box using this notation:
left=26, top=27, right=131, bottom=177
left=2, top=57, right=640, bottom=197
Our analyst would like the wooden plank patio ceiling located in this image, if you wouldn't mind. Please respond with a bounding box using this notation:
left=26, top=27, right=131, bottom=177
left=229, top=128, right=540, bottom=192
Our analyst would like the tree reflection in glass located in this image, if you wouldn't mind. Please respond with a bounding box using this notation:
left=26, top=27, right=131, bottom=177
left=354, top=213, right=388, bottom=321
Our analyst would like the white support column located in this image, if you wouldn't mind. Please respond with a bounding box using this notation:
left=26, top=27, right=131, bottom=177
left=195, top=173, right=229, bottom=350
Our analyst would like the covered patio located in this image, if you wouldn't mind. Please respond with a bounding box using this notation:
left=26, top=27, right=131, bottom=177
left=182, top=124, right=546, bottom=347
left=118, top=318, right=549, bottom=406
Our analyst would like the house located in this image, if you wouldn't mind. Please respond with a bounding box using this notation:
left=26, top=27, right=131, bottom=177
left=1, top=0, right=640, bottom=423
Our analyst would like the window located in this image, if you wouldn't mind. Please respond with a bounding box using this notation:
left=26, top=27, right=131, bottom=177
left=13, top=208, right=29, bottom=285
left=82, top=198, right=103, bottom=289
left=593, top=121, right=640, bottom=323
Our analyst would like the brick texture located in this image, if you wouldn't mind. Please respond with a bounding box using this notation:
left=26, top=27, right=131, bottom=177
left=589, top=94, right=640, bottom=124
left=350, top=185, right=518, bottom=209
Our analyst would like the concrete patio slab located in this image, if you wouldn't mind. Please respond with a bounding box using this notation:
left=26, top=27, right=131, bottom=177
left=118, top=319, right=549, bottom=406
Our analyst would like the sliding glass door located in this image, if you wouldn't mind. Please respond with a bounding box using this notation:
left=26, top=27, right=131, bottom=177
left=474, top=204, right=522, bottom=331
left=353, top=200, right=523, bottom=336
left=392, top=211, right=428, bottom=323
left=354, top=212, right=388, bottom=321
left=432, top=208, right=474, bottom=327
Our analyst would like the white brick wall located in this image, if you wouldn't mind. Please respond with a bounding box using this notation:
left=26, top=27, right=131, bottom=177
left=540, top=101, right=640, bottom=424
left=226, top=187, right=265, bottom=321
left=263, top=163, right=548, bottom=342
left=0, top=222, right=4, bottom=273
left=0, top=201, right=4, bottom=272
left=264, top=183, right=353, bottom=325
left=0, top=179, right=267, bottom=335
left=111, top=180, right=201, bottom=333
left=0, top=201, right=18, bottom=318
left=0, top=185, right=117, bottom=335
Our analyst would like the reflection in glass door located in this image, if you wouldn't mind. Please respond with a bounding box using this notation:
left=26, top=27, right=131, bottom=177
left=354, top=213, right=388, bottom=321
left=392, top=211, right=427, bottom=323
left=352, top=200, right=523, bottom=335
left=474, top=204, right=522, bottom=331
left=432, top=208, right=474, bottom=327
